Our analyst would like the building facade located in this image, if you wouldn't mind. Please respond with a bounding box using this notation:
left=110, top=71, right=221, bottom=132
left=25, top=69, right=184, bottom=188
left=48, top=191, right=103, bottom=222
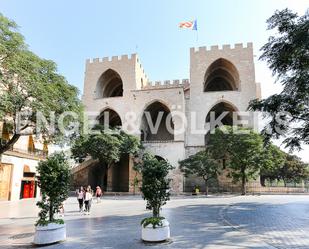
left=0, top=125, right=48, bottom=201
left=72, top=43, right=261, bottom=193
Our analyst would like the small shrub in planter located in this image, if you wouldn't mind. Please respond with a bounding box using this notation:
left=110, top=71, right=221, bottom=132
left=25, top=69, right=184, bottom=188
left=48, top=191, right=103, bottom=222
left=33, top=152, right=70, bottom=245
left=135, top=153, right=174, bottom=242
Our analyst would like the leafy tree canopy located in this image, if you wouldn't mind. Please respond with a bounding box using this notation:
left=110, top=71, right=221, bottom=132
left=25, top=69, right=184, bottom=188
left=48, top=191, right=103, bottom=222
left=0, top=13, right=83, bottom=154
left=208, top=126, right=266, bottom=195
left=279, top=154, right=309, bottom=185
left=260, top=144, right=286, bottom=186
left=71, top=126, right=140, bottom=190
left=179, top=150, right=220, bottom=195
left=71, top=125, right=140, bottom=171
left=249, top=9, right=309, bottom=150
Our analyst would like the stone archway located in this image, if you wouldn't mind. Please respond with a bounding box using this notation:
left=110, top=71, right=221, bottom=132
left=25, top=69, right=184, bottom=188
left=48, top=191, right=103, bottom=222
left=155, top=155, right=165, bottom=161
left=140, top=101, right=174, bottom=141
left=96, top=69, right=123, bottom=98
left=108, top=154, right=130, bottom=192
left=204, top=58, right=239, bottom=92
left=86, top=155, right=130, bottom=193
left=205, top=101, right=239, bottom=145
left=98, top=108, right=122, bottom=128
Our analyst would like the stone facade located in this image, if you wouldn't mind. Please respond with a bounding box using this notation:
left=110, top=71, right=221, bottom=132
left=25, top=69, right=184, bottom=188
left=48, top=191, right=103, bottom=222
left=74, top=42, right=261, bottom=193
left=0, top=132, right=48, bottom=201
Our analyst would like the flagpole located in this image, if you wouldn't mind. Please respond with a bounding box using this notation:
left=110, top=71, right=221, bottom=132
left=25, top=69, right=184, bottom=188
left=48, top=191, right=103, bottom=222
left=194, top=19, right=198, bottom=45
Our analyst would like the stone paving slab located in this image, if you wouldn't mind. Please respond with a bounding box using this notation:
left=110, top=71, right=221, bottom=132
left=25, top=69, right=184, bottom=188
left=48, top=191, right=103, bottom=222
left=0, top=195, right=308, bottom=248
left=222, top=196, right=309, bottom=249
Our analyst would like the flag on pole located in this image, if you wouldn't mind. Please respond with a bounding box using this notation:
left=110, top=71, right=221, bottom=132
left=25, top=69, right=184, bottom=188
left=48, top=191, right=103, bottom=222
left=179, top=20, right=197, bottom=30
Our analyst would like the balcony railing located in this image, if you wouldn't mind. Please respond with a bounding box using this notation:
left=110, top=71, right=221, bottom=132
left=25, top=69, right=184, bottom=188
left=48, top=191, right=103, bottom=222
left=142, top=140, right=175, bottom=143
left=142, top=140, right=185, bottom=144
left=7, top=147, right=47, bottom=159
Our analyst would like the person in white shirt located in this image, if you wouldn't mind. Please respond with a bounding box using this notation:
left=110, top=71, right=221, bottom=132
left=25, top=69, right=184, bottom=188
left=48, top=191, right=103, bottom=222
left=84, top=189, right=92, bottom=215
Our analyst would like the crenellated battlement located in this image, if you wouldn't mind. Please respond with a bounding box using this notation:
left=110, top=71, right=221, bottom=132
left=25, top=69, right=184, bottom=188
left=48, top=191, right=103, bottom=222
left=86, top=53, right=137, bottom=65
left=142, top=79, right=189, bottom=90
left=190, top=42, right=253, bottom=54
left=136, top=58, right=149, bottom=83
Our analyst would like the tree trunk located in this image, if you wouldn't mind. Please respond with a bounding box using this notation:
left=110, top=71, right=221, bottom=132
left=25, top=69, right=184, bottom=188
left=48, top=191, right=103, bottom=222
left=49, top=200, right=53, bottom=222
left=0, top=133, right=20, bottom=154
left=260, top=176, right=266, bottom=187
left=241, top=168, right=246, bottom=195
left=205, top=180, right=209, bottom=196
left=153, top=205, right=160, bottom=218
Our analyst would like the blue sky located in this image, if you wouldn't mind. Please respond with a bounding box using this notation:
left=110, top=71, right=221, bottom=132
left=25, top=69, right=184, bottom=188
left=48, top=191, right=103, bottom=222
left=1, top=0, right=308, bottom=160
left=1, top=0, right=307, bottom=92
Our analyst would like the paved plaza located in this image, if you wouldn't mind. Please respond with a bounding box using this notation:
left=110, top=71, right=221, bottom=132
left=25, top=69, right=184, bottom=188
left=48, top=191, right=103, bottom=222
left=0, top=195, right=309, bottom=249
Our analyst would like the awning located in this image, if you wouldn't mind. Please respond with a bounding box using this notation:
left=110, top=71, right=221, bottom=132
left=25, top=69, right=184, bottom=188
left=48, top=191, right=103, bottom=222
left=22, top=177, right=36, bottom=182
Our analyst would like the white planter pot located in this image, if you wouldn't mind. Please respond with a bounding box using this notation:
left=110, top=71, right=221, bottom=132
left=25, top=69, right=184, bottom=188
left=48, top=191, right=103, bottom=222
left=141, top=219, right=170, bottom=242
left=33, top=223, right=66, bottom=245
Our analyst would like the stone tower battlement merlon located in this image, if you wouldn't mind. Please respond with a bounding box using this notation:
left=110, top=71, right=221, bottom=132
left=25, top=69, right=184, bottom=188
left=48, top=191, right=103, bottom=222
left=85, top=53, right=148, bottom=80
left=190, top=42, right=253, bottom=59
left=86, top=53, right=137, bottom=65
left=135, top=56, right=149, bottom=89
left=85, top=53, right=149, bottom=91
left=142, top=79, right=189, bottom=90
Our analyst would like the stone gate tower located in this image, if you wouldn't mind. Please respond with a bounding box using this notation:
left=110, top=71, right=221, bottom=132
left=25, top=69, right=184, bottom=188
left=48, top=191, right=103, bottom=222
left=72, top=42, right=261, bottom=193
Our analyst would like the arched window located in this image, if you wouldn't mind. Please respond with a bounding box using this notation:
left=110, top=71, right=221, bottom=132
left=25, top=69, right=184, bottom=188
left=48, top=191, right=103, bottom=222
left=141, top=101, right=174, bottom=141
left=96, top=69, right=123, bottom=98
left=204, top=58, right=239, bottom=92
left=98, top=108, right=122, bottom=128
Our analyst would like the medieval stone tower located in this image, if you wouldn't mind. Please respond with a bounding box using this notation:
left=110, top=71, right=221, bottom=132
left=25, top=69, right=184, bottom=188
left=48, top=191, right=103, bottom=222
left=72, top=42, right=261, bottom=193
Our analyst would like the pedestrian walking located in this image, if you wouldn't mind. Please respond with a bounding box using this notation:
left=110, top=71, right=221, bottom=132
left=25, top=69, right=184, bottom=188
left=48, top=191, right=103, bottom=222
left=76, top=186, right=85, bottom=212
left=84, top=189, right=92, bottom=215
left=59, top=201, right=65, bottom=217
left=87, top=185, right=93, bottom=210
left=95, top=186, right=103, bottom=203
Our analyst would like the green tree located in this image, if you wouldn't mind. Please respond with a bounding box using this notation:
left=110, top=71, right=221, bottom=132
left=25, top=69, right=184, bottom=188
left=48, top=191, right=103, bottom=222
left=71, top=126, right=140, bottom=187
left=279, top=154, right=309, bottom=186
left=0, top=13, right=82, bottom=154
left=249, top=9, right=309, bottom=150
left=179, top=150, right=220, bottom=195
left=208, top=126, right=265, bottom=195
left=136, top=153, right=174, bottom=227
left=36, top=152, right=70, bottom=226
left=260, top=144, right=285, bottom=186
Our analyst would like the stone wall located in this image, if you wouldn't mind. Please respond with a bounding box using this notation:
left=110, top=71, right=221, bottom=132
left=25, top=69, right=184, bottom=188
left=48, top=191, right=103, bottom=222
left=76, top=42, right=261, bottom=193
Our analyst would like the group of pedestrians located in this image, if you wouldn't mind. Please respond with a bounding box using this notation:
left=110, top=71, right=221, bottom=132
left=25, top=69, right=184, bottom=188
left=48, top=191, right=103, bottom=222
left=76, top=185, right=103, bottom=215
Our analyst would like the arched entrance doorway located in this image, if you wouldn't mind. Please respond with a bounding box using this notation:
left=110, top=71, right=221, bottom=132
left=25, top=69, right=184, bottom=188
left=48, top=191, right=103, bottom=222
left=88, top=156, right=130, bottom=192
left=89, top=109, right=127, bottom=192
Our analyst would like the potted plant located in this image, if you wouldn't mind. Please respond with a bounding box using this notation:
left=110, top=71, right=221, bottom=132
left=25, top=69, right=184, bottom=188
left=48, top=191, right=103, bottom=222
left=33, top=152, right=70, bottom=245
left=136, top=153, right=174, bottom=242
